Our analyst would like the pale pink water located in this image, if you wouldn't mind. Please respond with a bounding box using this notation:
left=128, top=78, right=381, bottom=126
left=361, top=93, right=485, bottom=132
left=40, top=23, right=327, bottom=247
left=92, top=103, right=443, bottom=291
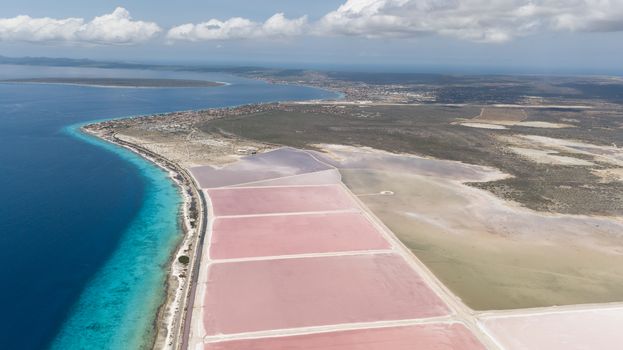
left=482, top=308, right=623, bottom=350
left=191, top=148, right=331, bottom=188
left=205, top=323, right=485, bottom=350
left=207, top=185, right=357, bottom=216
left=210, top=212, right=390, bottom=259
left=203, top=254, right=450, bottom=335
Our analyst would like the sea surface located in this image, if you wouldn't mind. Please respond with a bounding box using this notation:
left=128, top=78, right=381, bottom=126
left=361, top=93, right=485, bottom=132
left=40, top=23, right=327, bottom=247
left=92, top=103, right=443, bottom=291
left=0, top=64, right=337, bottom=349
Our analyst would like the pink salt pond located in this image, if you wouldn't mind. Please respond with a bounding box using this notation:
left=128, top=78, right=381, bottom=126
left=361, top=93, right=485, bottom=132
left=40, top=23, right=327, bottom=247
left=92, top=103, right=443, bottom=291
left=203, top=253, right=450, bottom=335
left=190, top=147, right=332, bottom=188
left=210, top=212, right=390, bottom=259
left=207, top=185, right=357, bottom=217
left=231, top=168, right=341, bottom=187
left=480, top=307, right=623, bottom=350
left=205, top=323, right=485, bottom=350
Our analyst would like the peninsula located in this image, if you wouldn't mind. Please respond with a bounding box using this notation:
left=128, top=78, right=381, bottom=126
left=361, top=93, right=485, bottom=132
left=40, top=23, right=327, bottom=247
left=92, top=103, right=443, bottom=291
left=2, top=77, right=224, bottom=88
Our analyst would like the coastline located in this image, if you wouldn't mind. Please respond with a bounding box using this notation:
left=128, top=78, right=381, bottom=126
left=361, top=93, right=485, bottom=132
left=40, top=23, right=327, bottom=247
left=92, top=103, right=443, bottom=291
left=73, top=81, right=343, bottom=350
left=77, top=99, right=623, bottom=350
left=76, top=103, right=325, bottom=350
left=80, top=124, right=205, bottom=350
left=0, top=64, right=341, bottom=349
left=0, top=59, right=621, bottom=350
left=0, top=81, right=227, bottom=89
left=0, top=79, right=227, bottom=89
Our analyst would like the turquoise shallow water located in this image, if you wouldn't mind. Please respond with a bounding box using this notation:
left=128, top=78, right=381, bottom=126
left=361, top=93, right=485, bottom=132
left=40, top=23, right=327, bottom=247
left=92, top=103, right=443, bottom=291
left=0, top=64, right=337, bottom=349
left=51, top=125, right=181, bottom=349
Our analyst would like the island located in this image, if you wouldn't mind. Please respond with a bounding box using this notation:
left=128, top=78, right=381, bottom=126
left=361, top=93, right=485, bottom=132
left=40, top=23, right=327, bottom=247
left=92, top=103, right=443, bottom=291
left=84, top=71, right=623, bottom=350
left=1, top=77, right=225, bottom=88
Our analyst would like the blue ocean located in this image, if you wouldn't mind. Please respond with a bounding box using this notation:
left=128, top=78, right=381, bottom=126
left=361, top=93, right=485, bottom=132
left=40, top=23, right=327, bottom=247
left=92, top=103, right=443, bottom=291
left=0, top=64, right=336, bottom=349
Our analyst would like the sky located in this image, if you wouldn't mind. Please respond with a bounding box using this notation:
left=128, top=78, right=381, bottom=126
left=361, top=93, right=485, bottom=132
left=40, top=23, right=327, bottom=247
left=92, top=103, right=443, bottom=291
left=1, top=0, right=622, bottom=74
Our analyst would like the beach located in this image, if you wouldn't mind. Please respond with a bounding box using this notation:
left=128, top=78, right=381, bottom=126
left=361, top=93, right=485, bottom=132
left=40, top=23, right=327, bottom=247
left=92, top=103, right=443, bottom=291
left=82, top=124, right=205, bottom=350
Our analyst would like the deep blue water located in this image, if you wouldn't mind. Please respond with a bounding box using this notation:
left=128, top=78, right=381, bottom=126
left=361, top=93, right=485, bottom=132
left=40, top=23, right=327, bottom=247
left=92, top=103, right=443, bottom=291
left=0, top=64, right=336, bottom=349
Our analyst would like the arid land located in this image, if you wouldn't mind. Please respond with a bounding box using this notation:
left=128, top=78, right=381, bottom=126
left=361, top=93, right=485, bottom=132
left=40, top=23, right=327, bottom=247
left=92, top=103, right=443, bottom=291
left=83, top=73, right=623, bottom=348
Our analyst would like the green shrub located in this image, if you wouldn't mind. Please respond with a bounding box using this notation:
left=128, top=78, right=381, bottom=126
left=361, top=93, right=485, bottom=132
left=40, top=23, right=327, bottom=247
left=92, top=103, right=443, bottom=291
left=178, top=255, right=190, bottom=265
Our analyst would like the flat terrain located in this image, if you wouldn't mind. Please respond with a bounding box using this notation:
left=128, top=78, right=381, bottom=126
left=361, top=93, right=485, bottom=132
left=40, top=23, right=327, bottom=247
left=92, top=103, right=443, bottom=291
left=203, top=253, right=449, bottom=334
left=480, top=306, right=623, bottom=350
left=309, top=145, right=623, bottom=309
left=340, top=167, right=623, bottom=309
left=204, top=324, right=485, bottom=350
left=475, top=107, right=527, bottom=122
left=201, top=104, right=623, bottom=216
left=92, top=101, right=623, bottom=310
left=209, top=212, right=390, bottom=259
left=190, top=147, right=331, bottom=187
left=196, top=103, right=623, bottom=310
left=207, top=185, right=357, bottom=216
left=185, top=152, right=491, bottom=349
left=185, top=146, right=623, bottom=349
left=85, top=73, right=623, bottom=349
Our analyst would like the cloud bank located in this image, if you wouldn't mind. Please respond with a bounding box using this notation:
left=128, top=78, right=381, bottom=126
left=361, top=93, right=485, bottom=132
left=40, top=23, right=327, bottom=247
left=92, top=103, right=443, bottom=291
left=0, top=7, right=161, bottom=45
left=317, top=0, right=623, bottom=43
left=2, top=2, right=623, bottom=46
left=166, top=0, right=623, bottom=44
left=166, top=13, right=307, bottom=41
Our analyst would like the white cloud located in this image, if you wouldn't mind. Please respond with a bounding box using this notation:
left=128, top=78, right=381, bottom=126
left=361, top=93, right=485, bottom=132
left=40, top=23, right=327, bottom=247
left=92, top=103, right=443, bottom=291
left=551, top=1, right=623, bottom=32
left=263, top=13, right=308, bottom=36
left=0, top=7, right=161, bottom=45
left=166, top=13, right=308, bottom=41
left=167, top=17, right=257, bottom=41
left=3, top=2, right=622, bottom=47
left=77, top=7, right=162, bottom=44
left=318, top=0, right=623, bottom=43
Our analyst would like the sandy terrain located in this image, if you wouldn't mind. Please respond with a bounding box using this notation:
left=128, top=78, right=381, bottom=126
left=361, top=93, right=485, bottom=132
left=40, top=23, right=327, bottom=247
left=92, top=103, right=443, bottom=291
left=509, top=147, right=595, bottom=166
left=513, top=134, right=623, bottom=166
left=459, top=121, right=574, bottom=130
left=459, top=123, right=508, bottom=130
left=84, top=100, right=623, bottom=349
left=479, top=305, right=623, bottom=349
left=469, top=107, right=575, bottom=129
left=593, top=168, right=623, bottom=182
left=115, top=128, right=273, bottom=168
left=515, top=121, right=575, bottom=128
left=475, top=107, right=527, bottom=123
left=315, top=144, right=623, bottom=310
